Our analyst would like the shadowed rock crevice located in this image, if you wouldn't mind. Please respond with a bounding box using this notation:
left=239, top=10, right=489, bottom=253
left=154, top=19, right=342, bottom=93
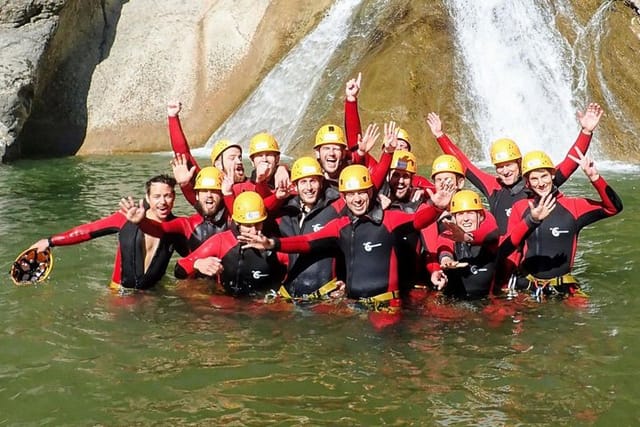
left=15, top=0, right=125, bottom=159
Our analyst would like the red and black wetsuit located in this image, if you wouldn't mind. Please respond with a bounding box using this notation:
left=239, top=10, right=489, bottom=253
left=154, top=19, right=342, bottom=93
left=276, top=185, right=345, bottom=297
left=271, top=202, right=443, bottom=300
left=48, top=212, right=187, bottom=289
left=436, top=131, right=593, bottom=234
left=497, top=176, right=623, bottom=290
left=175, top=224, right=286, bottom=297
left=436, top=220, right=499, bottom=299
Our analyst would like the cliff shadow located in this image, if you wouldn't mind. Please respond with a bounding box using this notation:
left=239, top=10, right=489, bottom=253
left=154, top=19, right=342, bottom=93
left=17, top=0, right=128, bottom=158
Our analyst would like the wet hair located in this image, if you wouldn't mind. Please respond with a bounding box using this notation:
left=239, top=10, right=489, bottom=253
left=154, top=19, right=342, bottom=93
left=145, top=174, right=177, bottom=195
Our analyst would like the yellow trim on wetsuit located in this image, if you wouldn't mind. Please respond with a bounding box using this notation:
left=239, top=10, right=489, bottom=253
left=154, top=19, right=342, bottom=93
left=277, top=278, right=340, bottom=302
left=525, top=273, right=588, bottom=298
left=357, top=290, right=401, bottom=312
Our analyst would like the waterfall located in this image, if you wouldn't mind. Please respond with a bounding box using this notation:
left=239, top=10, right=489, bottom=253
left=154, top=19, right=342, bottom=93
left=445, top=0, right=586, bottom=163
left=198, top=0, right=364, bottom=157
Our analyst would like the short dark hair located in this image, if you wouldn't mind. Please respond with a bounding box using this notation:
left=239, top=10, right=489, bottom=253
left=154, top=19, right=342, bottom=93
left=145, top=174, right=177, bottom=195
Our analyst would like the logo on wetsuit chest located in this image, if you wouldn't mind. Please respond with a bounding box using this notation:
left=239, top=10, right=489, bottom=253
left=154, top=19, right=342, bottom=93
left=252, top=270, right=270, bottom=279
left=311, top=223, right=324, bottom=232
left=470, top=265, right=488, bottom=275
left=549, top=227, right=569, bottom=237
left=505, top=207, right=512, bottom=217
left=362, top=241, right=382, bottom=252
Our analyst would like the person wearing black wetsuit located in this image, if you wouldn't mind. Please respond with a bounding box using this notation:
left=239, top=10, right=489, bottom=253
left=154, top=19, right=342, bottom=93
left=497, top=150, right=623, bottom=300
left=30, top=175, right=187, bottom=290
left=174, top=191, right=285, bottom=297
left=426, top=103, right=604, bottom=234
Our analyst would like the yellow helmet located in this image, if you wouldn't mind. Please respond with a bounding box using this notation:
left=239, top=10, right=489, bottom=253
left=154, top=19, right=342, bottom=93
left=390, top=150, right=417, bottom=174
left=449, top=190, right=484, bottom=214
left=338, top=164, right=373, bottom=192
left=232, top=191, right=267, bottom=224
left=521, top=150, right=555, bottom=176
left=314, top=124, right=347, bottom=148
left=290, top=156, right=323, bottom=182
left=210, top=139, right=241, bottom=165
left=10, top=247, right=54, bottom=285
left=396, top=128, right=411, bottom=150
left=249, top=132, right=280, bottom=157
left=490, top=138, right=522, bottom=164
left=194, top=167, right=223, bottom=191
left=431, top=154, right=464, bottom=178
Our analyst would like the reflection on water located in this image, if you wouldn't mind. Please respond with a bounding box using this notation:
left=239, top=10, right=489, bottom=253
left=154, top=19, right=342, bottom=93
left=0, top=156, right=638, bottom=425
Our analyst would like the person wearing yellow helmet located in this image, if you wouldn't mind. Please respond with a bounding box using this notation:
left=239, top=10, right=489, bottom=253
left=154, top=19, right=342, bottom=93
left=240, top=164, right=456, bottom=318
left=174, top=191, right=285, bottom=296
left=430, top=190, right=499, bottom=299
left=497, top=149, right=623, bottom=301
left=121, top=167, right=230, bottom=260
left=210, top=139, right=245, bottom=184
left=426, top=103, right=604, bottom=234
left=274, top=157, right=346, bottom=300
left=314, top=124, right=348, bottom=182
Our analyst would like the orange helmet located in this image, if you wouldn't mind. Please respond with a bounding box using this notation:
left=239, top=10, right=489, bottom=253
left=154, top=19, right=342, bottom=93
left=390, top=150, right=417, bottom=174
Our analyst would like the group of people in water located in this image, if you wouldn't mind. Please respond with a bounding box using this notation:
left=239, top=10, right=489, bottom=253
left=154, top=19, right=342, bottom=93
left=24, top=73, right=623, bottom=318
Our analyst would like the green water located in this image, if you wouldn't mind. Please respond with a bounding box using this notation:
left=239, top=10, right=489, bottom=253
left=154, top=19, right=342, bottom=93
left=1, top=155, right=638, bottom=425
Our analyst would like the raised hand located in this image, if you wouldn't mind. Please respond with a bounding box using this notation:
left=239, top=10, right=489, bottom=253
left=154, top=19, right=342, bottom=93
left=274, top=164, right=291, bottom=189
left=378, top=193, right=392, bottom=210
left=255, top=161, right=274, bottom=184
left=568, top=146, right=599, bottom=182
left=237, top=231, right=274, bottom=251
left=171, top=153, right=196, bottom=186
left=357, top=123, right=380, bottom=155
left=29, top=239, right=51, bottom=253
left=577, top=102, right=603, bottom=133
left=193, top=257, right=223, bottom=277
left=167, top=100, right=182, bottom=117
left=426, top=112, right=444, bottom=138
left=345, top=72, right=362, bottom=102
left=221, top=165, right=235, bottom=196
left=119, top=196, right=146, bottom=224
left=528, top=192, right=556, bottom=223
left=383, top=121, right=398, bottom=153
left=426, top=178, right=456, bottom=210
left=441, top=218, right=471, bottom=242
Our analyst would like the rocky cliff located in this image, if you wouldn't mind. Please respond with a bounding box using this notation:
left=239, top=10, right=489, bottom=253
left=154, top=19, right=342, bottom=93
left=1, top=0, right=639, bottom=163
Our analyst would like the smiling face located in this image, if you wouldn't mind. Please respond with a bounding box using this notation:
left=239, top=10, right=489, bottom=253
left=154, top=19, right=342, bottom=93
left=495, top=160, right=521, bottom=186
left=296, top=176, right=322, bottom=207
left=316, top=144, right=345, bottom=178
left=388, top=170, right=413, bottom=201
left=146, top=183, right=175, bottom=221
left=526, top=169, right=555, bottom=197
left=196, top=189, right=222, bottom=217
left=453, top=210, right=484, bottom=232
left=343, top=189, right=372, bottom=216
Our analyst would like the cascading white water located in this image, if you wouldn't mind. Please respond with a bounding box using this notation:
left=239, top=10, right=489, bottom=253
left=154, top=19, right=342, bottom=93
left=198, top=0, right=364, bottom=157
left=445, top=0, right=586, bottom=163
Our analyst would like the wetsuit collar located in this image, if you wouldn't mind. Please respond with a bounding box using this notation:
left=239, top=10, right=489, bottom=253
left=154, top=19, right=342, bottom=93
left=349, top=201, right=384, bottom=225
left=508, top=177, right=526, bottom=195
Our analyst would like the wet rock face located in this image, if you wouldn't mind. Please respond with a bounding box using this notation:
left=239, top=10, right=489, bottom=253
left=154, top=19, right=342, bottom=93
left=0, top=0, right=67, bottom=161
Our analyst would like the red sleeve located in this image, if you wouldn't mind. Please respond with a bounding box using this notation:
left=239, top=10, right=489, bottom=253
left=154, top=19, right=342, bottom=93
left=176, top=233, right=224, bottom=277
left=277, top=217, right=344, bottom=253
left=344, top=99, right=362, bottom=152
left=412, top=174, right=435, bottom=192
left=168, top=115, right=201, bottom=173
left=264, top=194, right=285, bottom=214
left=370, top=151, right=392, bottom=190
left=413, top=203, right=444, bottom=230
left=554, top=131, right=592, bottom=186
left=436, top=133, right=500, bottom=197
left=223, top=194, right=235, bottom=214
left=436, top=234, right=455, bottom=260
left=50, top=212, right=126, bottom=246
left=468, top=209, right=498, bottom=244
